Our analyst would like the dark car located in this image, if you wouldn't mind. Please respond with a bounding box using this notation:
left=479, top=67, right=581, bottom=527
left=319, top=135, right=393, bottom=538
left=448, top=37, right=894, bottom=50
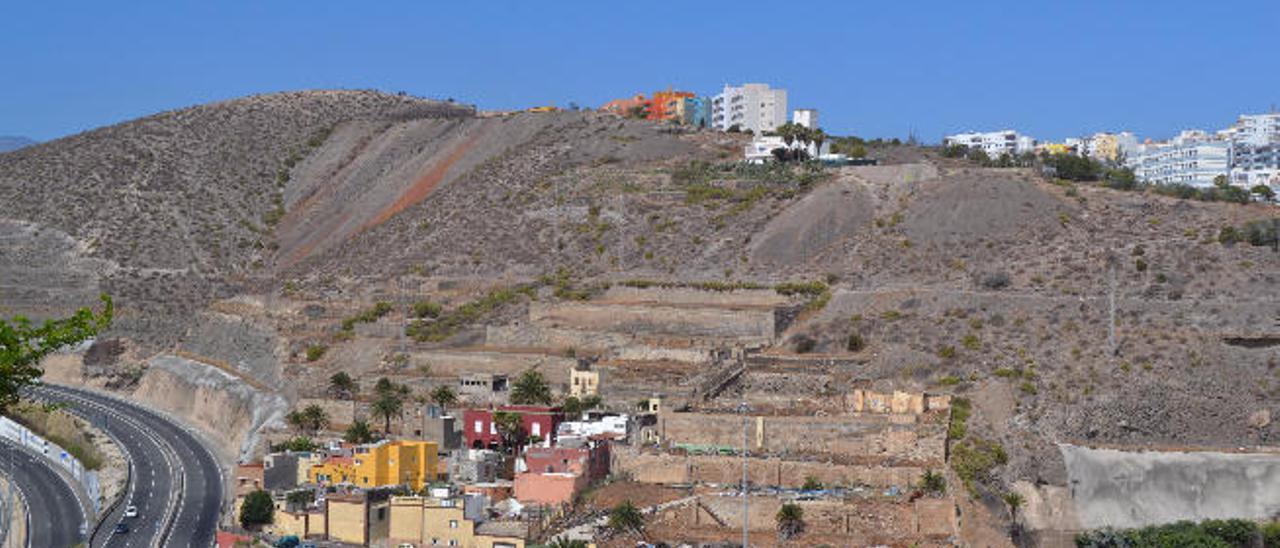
left=114, top=523, right=130, bottom=534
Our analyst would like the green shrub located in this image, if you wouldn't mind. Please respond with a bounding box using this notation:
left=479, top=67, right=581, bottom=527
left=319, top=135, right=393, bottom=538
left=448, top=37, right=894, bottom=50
left=947, top=398, right=972, bottom=440
left=846, top=333, right=865, bottom=352
left=961, top=334, right=981, bottom=350
left=938, top=345, right=957, bottom=359
left=993, top=367, right=1019, bottom=378
left=950, top=436, right=1007, bottom=496
left=305, top=344, right=327, bottom=362
left=412, top=301, right=443, bottom=319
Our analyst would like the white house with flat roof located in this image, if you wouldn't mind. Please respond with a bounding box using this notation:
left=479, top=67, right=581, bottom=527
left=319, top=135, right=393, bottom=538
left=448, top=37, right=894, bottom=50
left=943, top=130, right=1036, bottom=158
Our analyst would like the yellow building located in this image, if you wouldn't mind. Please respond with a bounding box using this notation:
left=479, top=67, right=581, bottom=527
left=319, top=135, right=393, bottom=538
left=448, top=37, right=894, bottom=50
left=1091, top=133, right=1121, bottom=163
left=1039, top=142, right=1074, bottom=156
left=388, top=496, right=525, bottom=548
left=326, top=494, right=390, bottom=546
left=308, top=440, right=440, bottom=491
left=569, top=367, right=599, bottom=397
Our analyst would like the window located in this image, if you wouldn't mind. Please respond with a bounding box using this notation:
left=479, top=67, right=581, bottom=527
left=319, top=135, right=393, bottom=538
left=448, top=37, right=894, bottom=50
left=474, top=420, right=483, bottom=433
left=449, top=520, right=459, bottom=529
left=449, top=541, right=459, bottom=547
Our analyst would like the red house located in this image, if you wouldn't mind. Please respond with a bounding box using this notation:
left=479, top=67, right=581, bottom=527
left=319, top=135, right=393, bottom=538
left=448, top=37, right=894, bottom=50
left=463, top=406, right=565, bottom=449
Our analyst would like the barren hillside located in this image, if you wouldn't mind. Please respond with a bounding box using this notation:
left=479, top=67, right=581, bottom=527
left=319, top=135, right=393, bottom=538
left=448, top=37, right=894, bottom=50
left=4, top=91, right=1280, bottom=532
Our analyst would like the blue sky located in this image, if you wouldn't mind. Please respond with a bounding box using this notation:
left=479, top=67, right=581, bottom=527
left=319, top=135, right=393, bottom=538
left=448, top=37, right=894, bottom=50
left=3, top=1, right=1278, bottom=143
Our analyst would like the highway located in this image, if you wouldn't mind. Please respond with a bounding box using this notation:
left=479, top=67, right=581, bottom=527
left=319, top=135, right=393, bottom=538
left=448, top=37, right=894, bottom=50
left=0, top=437, right=86, bottom=547
left=36, top=385, right=224, bottom=548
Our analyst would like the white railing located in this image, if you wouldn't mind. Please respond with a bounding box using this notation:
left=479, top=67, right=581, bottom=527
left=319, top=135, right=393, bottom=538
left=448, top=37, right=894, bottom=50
left=0, top=416, right=101, bottom=514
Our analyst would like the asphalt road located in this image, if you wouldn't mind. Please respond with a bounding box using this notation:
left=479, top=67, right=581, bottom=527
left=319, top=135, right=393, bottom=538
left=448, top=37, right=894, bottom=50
left=37, top=385, right=224, bottom=548
left=0, top=437, right=86, bottom=547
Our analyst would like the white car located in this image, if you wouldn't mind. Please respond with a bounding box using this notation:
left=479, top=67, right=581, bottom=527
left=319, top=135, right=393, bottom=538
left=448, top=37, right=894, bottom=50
left=124, top=505, right=138, bottom=518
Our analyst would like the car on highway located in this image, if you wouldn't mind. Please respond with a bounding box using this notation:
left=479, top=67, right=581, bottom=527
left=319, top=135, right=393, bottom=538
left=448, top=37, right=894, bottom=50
left=124, top=505, right=139, bottom=518
left=114, top=523, right=130, bottom=534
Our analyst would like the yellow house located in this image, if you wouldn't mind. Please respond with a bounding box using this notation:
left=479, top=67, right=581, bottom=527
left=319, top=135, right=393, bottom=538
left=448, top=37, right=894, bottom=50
left=308, top=440, right=440, bottom=491
left=388, top=496, right=526, bottom=548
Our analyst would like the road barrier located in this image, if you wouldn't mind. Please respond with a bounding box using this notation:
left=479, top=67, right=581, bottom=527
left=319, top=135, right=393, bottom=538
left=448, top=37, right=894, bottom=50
left=0, top=416, right=101, bottom=514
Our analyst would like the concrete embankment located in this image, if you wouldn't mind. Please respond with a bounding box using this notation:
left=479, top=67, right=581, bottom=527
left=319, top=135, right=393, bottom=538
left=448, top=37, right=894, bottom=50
left=132, top=355, right=288, bottom=462
left=1059, top=443, right=1280, bottom=529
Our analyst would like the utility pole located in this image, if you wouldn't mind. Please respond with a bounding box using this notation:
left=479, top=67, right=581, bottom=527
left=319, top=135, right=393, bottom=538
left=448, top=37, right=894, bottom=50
left=740, top=401, right=750, bottom=548
left=1107, top=250, right=1118, bottom=357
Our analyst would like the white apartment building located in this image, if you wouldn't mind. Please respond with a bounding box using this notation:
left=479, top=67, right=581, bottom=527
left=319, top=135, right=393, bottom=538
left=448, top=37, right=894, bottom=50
left=711, top=83, right=787, bottom=134
left=1229, top=142, right=1280, bottom=189
left=943, top=130, right=1036, bottom=158
left=1229, top=113, right=1280, bottom=146
left=792, top=108, right=818, bottom=129
left=1128, top=141, right=1230, bottom=187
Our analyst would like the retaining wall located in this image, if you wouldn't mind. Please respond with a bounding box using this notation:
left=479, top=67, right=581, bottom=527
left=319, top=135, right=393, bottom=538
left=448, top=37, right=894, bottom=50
left=656, top=411, right=945, bottom=464
left=528, top=302, right=775, bottom=341
left=615, top=451, right=925, bottom=488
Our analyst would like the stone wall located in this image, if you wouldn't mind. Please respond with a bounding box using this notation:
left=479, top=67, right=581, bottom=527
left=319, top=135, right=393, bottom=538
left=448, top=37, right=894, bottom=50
left=600, top=287, right=789, bottom=308
left=410, top=349, right=575, bottom=385
left=667, top=494, right=956, bottom=538
left=656, top=411, right=945, bottom=464
left=528, top=302, right=775, bottom=341
left=614, top=451, right=926, bottom=489
left=297, top=397, right=357, bottom=428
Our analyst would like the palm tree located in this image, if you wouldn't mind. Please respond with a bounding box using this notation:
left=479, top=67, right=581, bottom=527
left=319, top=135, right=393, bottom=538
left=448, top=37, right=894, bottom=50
left=809, top=128, right=827, bottom=158
left=344, top=419, right=376, bottom=444
left=328, top=372, right=356, bottom=400
left=918, top=470, right=946, bottom=496
left=300, top=404, right=330, bottom=434
left=1003, top=492, right=1025, bottom=543
left=370, top=392, right=404, bottom=434
left=492, top=411, right=524, bottom=452
left=510, top=369, right=552, bottom=406
left=777, top=122, right=798, bottom=148
left=285, top=410, right=306, bottom=433
left=776, top=502, right=805, bottom=540
left=606, top=501, right=645, bottom=540
left=374, top=376, right=395, bottom=396
left=430, top=385, right=457, bottom=409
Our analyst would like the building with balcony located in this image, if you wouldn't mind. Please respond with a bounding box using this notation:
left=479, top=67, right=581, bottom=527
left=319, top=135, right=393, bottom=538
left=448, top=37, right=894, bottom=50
left=943, top=130, right=1037, bottom=158
left=711, top=83, right=787, bottom=134
left=1128, top=140, right=1230, bottom=187
left=1229, top=113, right=1280, bottom=146
left=1230, top=142, right=1280, bottom=190
left=649, top=89, right=696, bottom=123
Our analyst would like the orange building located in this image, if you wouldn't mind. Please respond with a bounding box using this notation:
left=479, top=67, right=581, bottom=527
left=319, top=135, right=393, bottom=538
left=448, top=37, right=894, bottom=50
left=648, top=89, right=695, bottom=122
left=600, top=94, right=649, bottom=118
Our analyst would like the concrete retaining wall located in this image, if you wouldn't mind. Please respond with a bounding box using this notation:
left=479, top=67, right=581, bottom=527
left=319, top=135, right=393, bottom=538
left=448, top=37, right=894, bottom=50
left=601, top=287, right=789, bottom=308
left=1060, top=443, right=1280, bottom=529
left=528, top=302, right=775, bottom=341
